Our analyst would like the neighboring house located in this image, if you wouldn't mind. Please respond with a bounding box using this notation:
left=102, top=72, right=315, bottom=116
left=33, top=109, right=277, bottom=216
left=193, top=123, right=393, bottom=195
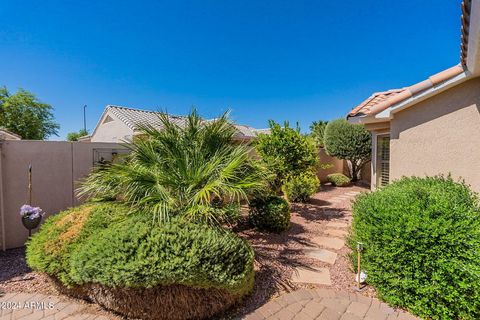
left=84, top=105, right=268, bottom=143
left=347, top=0, right=480, bottom=192
left=0, top=128, right=21, bottom=140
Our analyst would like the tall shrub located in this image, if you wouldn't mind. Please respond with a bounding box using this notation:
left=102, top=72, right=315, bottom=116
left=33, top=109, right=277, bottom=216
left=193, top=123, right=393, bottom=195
left=255, top=120, right=319, bottom=191
left=350, top=176, right=480, bottom=319
left=323, top=119, right=371, bottom=181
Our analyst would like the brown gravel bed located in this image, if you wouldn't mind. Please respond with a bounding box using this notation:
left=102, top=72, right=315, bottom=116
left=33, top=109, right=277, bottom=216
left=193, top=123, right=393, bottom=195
left=231, top=184, right=375, bottom=318
left=0, top=184, right=373, bottom=319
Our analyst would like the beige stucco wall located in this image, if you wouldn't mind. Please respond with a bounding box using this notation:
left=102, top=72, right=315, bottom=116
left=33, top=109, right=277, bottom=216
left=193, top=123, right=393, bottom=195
left=389, top=77, right=480, bottom=192
left=317, top=148, right=371, bottom=184
left=0, top=141, right=127, bottom=250
left=317, top=148, right=344, bottom=182
left=90, top=111, right=134, bottom=143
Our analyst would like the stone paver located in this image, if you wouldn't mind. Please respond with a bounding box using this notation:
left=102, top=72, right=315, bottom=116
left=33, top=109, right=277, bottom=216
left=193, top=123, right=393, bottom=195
left=303, top=248, right=337, bottom=264
left=311, top=236, right=345, bottom=250
left=325, top=221, right=349, bottom=229
left=291, top=267, right=332, bottom=285
left=0, top=293, right=107, bottom=320
left=242, top=289, right=419, bottom=320
left=324, top=229, right=348, bottom=238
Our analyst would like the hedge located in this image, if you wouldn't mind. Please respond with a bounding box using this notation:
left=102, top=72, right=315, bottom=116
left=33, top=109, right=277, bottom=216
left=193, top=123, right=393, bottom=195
left=349, top=176, right=480, bottom=319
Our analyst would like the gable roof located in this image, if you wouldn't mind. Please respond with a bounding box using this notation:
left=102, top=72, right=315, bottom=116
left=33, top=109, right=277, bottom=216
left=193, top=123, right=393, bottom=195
left=0, top=128, right=21, bottom=140
left=348, top=65, right=465, bottom=118
left=97, top=105, right=267, bottom=139
left=107, top=105, right=187, bottom=130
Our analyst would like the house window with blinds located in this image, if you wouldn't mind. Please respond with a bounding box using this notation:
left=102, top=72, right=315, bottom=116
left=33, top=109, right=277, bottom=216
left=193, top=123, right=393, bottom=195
left=376, top=135, right=390, bottom=187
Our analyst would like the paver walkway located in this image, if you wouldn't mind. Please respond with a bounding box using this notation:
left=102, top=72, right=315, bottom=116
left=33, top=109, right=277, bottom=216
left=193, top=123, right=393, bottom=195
left=290, top=190, right=360, bottom=286
left=243, top=187, right=419, bottom=320
left=243, top=288, right=418, bottom=320
left=0, top=292, right=109, bottom=320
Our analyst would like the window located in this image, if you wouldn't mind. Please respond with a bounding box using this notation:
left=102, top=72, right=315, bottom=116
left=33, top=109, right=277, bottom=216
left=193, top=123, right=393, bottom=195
left=376, top=135, right=390, bottom=187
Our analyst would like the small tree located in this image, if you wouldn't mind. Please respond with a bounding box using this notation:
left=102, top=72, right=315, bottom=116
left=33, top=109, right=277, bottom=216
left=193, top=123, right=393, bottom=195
left=67, top=129, right=89, bottom=141
left=310, top=120, right=328, bottom=147
left=255, top=120, right=319, bottom=191
left=0, top=86, right=59, bottom=140
left=324, top=119, right=371, bottom=181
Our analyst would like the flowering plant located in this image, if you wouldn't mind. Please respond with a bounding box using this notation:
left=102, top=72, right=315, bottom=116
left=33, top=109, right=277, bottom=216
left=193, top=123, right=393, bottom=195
left=20, top=205, right=44, bottom=220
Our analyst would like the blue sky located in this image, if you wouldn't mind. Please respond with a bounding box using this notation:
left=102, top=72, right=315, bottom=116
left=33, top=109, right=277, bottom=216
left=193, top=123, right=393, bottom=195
left=0, top=1, right=460, bottom=139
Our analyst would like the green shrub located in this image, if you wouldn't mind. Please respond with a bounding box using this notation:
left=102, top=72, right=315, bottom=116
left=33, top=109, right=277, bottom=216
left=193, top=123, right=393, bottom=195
left=349, top=176, right=480, bottom=319
left=327, top=173, right=351, bottom=187
left=249, top=196, right=290, bottom=232
left=70, top=218, right=254, bottom=295
left=26, top=202, right=129, bottom=285
left=323, top=119, right=371, bottom=181
left=27, top=205, right=254, bottom=297
left=282, top=171, right=320, bottom=202
left=255, top=120, right=319, bottom=192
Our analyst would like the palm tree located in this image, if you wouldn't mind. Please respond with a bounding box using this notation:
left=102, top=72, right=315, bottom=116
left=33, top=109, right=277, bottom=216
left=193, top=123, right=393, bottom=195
left=77, top=110, right=266, bottom=225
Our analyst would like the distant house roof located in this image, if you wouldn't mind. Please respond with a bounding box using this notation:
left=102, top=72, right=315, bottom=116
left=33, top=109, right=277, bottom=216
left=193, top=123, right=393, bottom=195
left=0, top=128, right=21, bottom=140
left=348, top=65, right=465, bottom=118
left=101, top=105, right=268, bottom=139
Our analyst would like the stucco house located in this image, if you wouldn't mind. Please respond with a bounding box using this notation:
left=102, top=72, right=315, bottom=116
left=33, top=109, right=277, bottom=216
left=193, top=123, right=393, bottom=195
left=347, top=0, right=480, bottom=192
left=82, top=105, right=268, bottom=143
left=0, top=128, right=21, bottom=140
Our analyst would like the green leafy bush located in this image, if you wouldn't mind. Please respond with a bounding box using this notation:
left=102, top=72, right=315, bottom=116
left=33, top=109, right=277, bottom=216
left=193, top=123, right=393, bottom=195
left=282, top=171, right=320, bottom=202
left=327, top=173, right=351, bottom=187
left=26, top=202, right=129, bottom=285
left=27, top=204, right=255, bottom=319
left=28, top=206, right=253, bottom=295
left=255, top=121, right=319, bottom=192
left=349, top=176, right=480, bottom=319
left=249, top=196, right=290, bottom=232
left=70, top=218, right=254, bottom=295
left=323, top=119, right=371, bottom=181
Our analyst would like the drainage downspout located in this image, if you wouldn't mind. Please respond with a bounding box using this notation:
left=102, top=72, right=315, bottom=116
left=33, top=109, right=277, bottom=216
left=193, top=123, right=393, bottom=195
left=0, top=140, right=6, bottom=251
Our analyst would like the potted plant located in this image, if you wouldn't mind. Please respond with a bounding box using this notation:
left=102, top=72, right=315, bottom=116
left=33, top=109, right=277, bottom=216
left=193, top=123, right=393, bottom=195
left=20, top=205, right=44, bottom=235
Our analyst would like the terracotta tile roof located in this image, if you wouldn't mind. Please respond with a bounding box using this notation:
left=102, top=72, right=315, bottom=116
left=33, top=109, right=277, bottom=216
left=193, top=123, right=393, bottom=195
left=461, top=0, right=472, bottom=66
left=348, top=65, right=465, bottom=117
left=348, top=88, right=407, bottom=117
left=106, top=105, right=265, bottom=139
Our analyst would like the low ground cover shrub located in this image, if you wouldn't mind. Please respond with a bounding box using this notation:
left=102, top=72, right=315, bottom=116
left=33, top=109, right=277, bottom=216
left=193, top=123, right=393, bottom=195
left=249, top=196, right=290, bottom=232
left=349, top=176, right=480, bottom=319
left=27, top=204, right=254, bottom=319
left=327, top=173, right=351, bottom=186
left=282, top=171, right=320, bottom=202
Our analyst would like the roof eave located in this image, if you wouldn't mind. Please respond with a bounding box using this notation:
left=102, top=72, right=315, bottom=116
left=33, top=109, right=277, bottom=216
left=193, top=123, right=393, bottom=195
left=376, top=71, right=471, bottom=119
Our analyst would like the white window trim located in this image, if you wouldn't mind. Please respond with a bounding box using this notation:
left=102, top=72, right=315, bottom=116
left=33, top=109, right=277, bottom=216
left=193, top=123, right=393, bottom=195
left=371, top=131, right=390, bottom=190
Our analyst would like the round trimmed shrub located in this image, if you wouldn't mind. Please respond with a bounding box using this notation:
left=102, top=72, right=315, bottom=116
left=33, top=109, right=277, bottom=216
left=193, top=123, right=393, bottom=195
left=249, top=196, right=290, bottom=232
left=282, top=171, right=320, bottom=202
left=27, top=205, right=255, bottom=320
left=26, top=202, right=129, bottom=286
left=327, top=173, right=351, bottom=187
left=350, top=176, right=480, bottom=319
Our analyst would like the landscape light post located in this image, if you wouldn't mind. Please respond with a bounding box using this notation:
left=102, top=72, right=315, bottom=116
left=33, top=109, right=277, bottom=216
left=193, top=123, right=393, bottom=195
left=356, top=242, right=364, bottom=290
